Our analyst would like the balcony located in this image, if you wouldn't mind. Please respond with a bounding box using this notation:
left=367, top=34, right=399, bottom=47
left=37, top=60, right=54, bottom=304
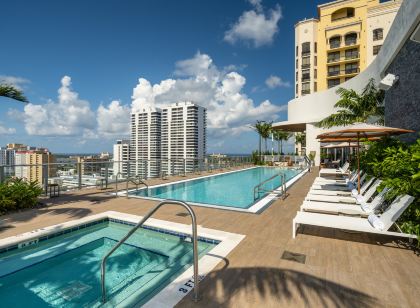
left=301, top=51, right=310, bottom=57
left=345, top=39, right=357, bottom=46
left=301, top=89, right=310, bottom=95
left=327, top=53, right=360, bottom=64
left=301, top=64, right=310, bottom=69
left=327, top=68, right=360, bottom=78
left=301, top=75, right=310, bottom=82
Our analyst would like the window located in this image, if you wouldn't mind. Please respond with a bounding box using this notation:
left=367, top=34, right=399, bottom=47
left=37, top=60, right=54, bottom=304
left=328, top=79, right=340, bottom=88
left=329, top=36, right=341, bottom=49
left=314, top=69, right=317, bottom=79
left=314, top=82, right=317, bottom=92
left=373, top=45, right=382, bottom=55
left=301, top=69, right=310, bottom=82
left=345, top=77, right=354, bottom=82
left=345, top=62, right=358, bottom=74
left=296, top=46, right=298, bottom=56
left=373, top=28, right=383, bottom=41
left=296, top=71, right=298, bottom=81
left=344, top=33, right=357, bottom=46
left=314, top=56, right=317, bottom=66
left=296, top=59, right=298, bottom=68
left=331, top=7, right=355, bottom=21
left=345, top=48, right=358, bottom=59
left=328, top=51, right=340, bottom=63
left=314, top=42, right=317, bottom=53
left=301, top=57, right=310, bottom=68
left=296, top=84, right=298, bottom=94
left=328, top=65, right=340, bottom=77
left=301, top=82, right=310, bottom=95
left=301, top=42, right=310, bottom=56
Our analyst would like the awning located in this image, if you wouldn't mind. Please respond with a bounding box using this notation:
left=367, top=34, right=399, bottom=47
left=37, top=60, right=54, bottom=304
left=271, top=120, right=307, bottom=132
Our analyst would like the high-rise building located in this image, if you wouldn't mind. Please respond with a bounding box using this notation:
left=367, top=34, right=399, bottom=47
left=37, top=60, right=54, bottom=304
left=113, top=139, right=130, bottom=178
left=15, top=150, right=56, bottom=185
left=161, top=102, right=206, bottom=175
left=130, top=107, right=162, bottom=178
left=0, top=147, right=15, bottom=178
left=76, top=155, right=110, bottom=176
left=295, top=0, right=401, bottom=97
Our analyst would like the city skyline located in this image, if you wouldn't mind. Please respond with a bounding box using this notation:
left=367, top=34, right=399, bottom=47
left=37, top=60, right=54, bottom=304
left=0, top=0, right=328, bottom=154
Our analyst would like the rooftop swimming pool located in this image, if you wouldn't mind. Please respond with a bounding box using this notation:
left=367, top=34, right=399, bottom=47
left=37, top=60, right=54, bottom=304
left=129, top=167, right=305, bottom=212
left=0, top=214, right=223, bottom=307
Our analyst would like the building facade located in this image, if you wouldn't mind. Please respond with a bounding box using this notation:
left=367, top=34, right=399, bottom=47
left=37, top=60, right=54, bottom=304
left=295, top=0, right=401, bottom=98
left=275, top=0, right=419, bottom=166
left=15, top=150, right=55, bottom=184
left=161, top=102, right=206, bottom=175
left=130, top=107, right=162, bottom=178
left=113, top=139, right=130, bottom=178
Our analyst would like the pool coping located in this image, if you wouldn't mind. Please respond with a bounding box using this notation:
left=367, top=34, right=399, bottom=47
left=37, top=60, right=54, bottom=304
left=0, top=211, right=245, bottom=308
left=121, top=166, right=309, bottom=214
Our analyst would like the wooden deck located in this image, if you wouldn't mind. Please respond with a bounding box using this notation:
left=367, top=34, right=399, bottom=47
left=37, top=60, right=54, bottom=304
left=0, top=167, right=418, bottom=307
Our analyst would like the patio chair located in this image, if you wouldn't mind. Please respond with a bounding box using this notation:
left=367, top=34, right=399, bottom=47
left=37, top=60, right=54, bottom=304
left=292, top=194, right=416, bottom=240
left=309, top=176, right=375, bottom=196
left=313, top=170, right=358, bottom=186
left=300, top=186, right=387, bottom=216
left=319, top=161, right=349, bottom=176
left=305, top=175, right=376, bottom=204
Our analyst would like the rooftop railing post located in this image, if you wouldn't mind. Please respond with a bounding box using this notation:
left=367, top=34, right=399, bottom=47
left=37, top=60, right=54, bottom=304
left=77, top=162, right=82, bottom=190
left=42, top=164, right=49, bottom=196
left=0, top=166, right=5, bottom=184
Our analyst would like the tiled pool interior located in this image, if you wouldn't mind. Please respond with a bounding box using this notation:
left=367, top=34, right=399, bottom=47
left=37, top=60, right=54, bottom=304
left=131, top=167, right=302, bottom=209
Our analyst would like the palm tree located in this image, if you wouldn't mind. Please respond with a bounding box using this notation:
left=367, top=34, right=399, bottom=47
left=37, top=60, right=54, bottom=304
left=0, top=84, right=28, bottom=103
left=277, top=130, right=291, bottom=155
left=295, top=132, right=306, bottom=155
left=316, top=79, right=384, bottom=128
left=261, top=121, right=272, bottom=154
left=252, top=120, right=265, bottom=159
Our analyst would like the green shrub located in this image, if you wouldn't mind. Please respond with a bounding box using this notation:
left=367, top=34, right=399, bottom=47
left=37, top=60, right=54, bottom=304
left=0, top=178, right=43, bottom=214
left=359, top=137, right=420, bottom=240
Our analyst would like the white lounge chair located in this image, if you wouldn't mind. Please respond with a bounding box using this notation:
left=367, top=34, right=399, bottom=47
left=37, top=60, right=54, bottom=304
left=319, top=161, right=349, bottom=176
left=300, top=186, right=386, bottom=216
left=293, top=194, right=416, bottom=240
left=313, top=171, right=359, bottom=187
left=306, top=176, right=376, bottom=203
left=309, top=176, right=373, bottom=196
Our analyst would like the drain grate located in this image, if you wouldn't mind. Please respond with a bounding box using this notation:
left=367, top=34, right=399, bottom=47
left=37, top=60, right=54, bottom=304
left=281, top=251, right=306, bottom=264
left=176, top=212, right=189, bottom=217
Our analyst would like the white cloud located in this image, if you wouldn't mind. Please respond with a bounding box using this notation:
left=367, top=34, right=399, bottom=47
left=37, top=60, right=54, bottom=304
left=224, top=3, right=282, bottom=47
left=248, top=0, right=263, bottom=12
left=0, top=124, right=16, bottom=135
left=20, top=76, right=96, bottom=136
left=265, top=75, right=291, bottom=89
left=97, top=100, right=130, bottom=137
left=0, top=75, right=30, bottom=90
left=131, top=52, right=284, bottom=138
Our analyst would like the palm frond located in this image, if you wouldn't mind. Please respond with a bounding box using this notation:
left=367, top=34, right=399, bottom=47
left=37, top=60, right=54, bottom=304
left=0, top=84, right=28, bottom=103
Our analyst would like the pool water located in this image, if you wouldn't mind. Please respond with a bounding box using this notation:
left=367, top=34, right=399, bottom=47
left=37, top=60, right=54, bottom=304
left=133, top=167, right=302, bottom=209
left=0, top=221, right=215, bottom=307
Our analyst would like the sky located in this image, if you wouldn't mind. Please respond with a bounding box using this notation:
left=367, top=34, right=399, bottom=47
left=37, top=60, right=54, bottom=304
left=0, top=0, right=325, bottom=154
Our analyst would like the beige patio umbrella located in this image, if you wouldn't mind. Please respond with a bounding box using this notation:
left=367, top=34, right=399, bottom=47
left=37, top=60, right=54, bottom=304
left=317, top=123, right=414, bottom=193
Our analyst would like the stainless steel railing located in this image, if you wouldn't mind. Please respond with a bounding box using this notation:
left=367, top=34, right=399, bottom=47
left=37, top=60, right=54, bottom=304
left=125, top=175, right=148, bottom=198
left=253, top=172, right=287, bottom=200
left=100, top=200, right=201, bottom=303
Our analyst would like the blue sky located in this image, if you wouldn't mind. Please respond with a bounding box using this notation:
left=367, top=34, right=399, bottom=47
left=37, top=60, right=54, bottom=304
left=0, top=0, right=324, bottom=154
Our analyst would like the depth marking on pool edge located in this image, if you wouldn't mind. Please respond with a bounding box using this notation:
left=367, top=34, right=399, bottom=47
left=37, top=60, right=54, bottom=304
left=178, top=275, right=205, bottom=294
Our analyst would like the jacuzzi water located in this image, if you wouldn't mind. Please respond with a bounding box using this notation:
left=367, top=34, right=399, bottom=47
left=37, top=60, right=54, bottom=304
left=0, top=220, right=215, bottom=307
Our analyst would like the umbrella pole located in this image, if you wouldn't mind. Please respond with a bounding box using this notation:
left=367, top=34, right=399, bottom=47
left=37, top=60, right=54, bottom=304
left=357, top=133, right=360, bottom=194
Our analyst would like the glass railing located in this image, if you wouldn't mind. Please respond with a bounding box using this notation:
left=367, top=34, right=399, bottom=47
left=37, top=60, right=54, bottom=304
left=0, top=156, right=253, bottom=195
left=328, top=68, right=359, bottom=76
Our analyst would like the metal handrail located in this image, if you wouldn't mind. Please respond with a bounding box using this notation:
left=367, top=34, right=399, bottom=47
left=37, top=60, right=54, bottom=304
left=126, top=175, right=148, bottom=198
left=100, top=200, right=200, bottom=303
left=114, top=172, right=123, bottom=197
left=253, top=172, right=287, bottom=200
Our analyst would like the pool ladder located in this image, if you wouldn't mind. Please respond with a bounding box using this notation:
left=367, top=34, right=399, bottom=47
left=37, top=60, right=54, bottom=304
left=100, top=200, right=201, bottom=303
left=124, top=175, right=149, bottom=198
left=253, top=172, right=287, bottom=200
